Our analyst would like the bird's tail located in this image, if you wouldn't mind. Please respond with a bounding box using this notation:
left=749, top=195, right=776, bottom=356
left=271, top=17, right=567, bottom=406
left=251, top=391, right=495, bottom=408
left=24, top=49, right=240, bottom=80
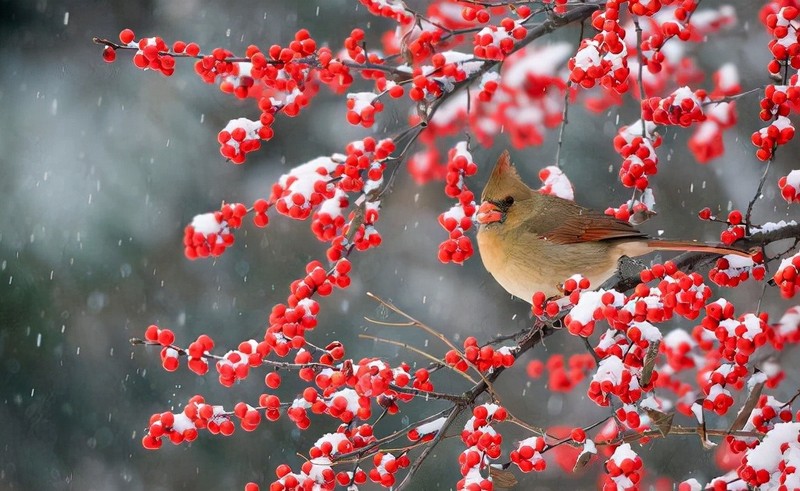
left=646, top=239, right=751, bottom=257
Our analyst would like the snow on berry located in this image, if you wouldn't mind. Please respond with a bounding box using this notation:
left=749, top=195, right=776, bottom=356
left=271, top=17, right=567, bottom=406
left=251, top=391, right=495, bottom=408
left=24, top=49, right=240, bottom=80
left=568, top=33, right=629, bottom=94
left=642, top=86, right=707, bottom=127
left=662, top=328, right=698, bottom=371
left=407, top=417, right=447, bottom=442
left=615, top=120, right=661, bottom=191
left=589, top=355, right=644, bottom=406
left=752, top=115, right=795, bottom=161
left=564, top=290, right=608, bottom=337
left=444, top=142, right=477, bottom=198
left=510, top=436, right=547, bottom=472
left=605, top=188, right=655, bottom=224
left=775, top=306, right=800, bottom=346
left=218, top=117, right=264, bottom=164
left=474, top=43, right=571, bottom=148
left=218, top=62, right=259, bottom=99
left=183, top=202, right=248, bottom=259
left=603, top=443, right=643, bottom=490
left=131, top=36, right=175, bottom=76
left=689, top=101, right=737, bottom=163
left=473, top=17, right=527, bottom=60
left=742, top=395, right=794, bottom=434
left=709, top=253, right=765, bottom=287
left=216, top=346, right=260, bottom=387
left=538, top=166, right=574, bottom=200
left=438, top=197, right=476, bottom=265
left=271, top=156, right=339, bottom=220
left=477, top=71, right=500, bottom=102
left=778, top=169, right=800, bottom=203
left=457, top=447, right=493, bottom=490
left=369, top=452, right=409, bottom=487
left=773, top=252, right=800, bottom=298
left=142, top=396, right=232, bottom=449
left=346, top=92, right=383, bottom=127
left=312, top=189, right=348, bottom=242
left=458, top=404, right=506, bottom=486
left=358, top=0, right=412, bottom=23
left=738, top=422, right=800, bottom=488
left=701, top=368, right=738, bottom=416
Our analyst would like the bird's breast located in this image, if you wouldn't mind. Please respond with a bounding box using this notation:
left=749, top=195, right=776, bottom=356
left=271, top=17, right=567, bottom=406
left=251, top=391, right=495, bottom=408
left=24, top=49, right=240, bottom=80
left=477, top=229, right=625, bottom=302
left=477, top=229, right=558, bottom=301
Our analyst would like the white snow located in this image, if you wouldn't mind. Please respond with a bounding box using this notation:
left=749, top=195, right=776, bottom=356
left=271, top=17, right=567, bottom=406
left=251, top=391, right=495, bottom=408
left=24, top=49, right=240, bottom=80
left=503, top=43, right=572, bottom=87
left=716, top=63, right=739, bottom=92
left=752, top=220, right=797, bottom=233
left=191, top=213, right=223, bottom=235
left=171, top=412, right=196, bottom=433
left=592, top=355, right=625, bottom=386
left=314, top=433, right=350, bottom=456
left=785, top=170, right=800, bottom=189
left=632, top=321, right=662, bottom=342
left=777, top=306, right=800, bottom=337
left=329, top=388, right=361, bottom=414
left=317, top=189, right=348, bottom=218
left=414, top=417, right=447, bottom=437
left=347, top=92, right=377, bottom=114
left=778, top=253, right=800, bottom=275
left=567, top=290, right=606, bottom=324
left=738, top=313, right=764, bottom=341
left=680, top=478, right=702, bottom=491
left=746, top=422, right=800, bottom=475
left=663, top=328, right=695, bottom=350
left=304, top=456, right=333, bottom=482
left=538, top=165, right=574, bottom=201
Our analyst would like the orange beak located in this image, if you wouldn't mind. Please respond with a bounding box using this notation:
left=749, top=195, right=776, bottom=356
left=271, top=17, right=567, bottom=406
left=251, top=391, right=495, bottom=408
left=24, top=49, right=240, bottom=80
left=475, top=201, right=504, bottom=224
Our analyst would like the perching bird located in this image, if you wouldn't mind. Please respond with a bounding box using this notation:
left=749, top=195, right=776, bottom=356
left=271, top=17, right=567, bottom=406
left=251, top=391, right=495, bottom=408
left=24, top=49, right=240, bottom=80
left=475, top=151, right=749, bottom=303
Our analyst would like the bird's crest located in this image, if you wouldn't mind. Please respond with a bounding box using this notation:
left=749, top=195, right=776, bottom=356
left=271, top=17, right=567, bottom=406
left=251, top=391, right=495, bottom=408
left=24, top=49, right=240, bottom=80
left=481, top=150, right=533, bottom=202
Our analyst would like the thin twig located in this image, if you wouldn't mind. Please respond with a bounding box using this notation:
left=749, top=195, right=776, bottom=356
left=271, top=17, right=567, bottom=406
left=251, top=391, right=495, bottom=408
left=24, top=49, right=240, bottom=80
left=359, top=333, right=478, bottom=385
left=395, top=408, right=461, bottom=490
left=555, top=18, right=585, bottom=169
left=701, top=87, right=764, bottom=106
left=745, top=160, right=771, bottom=235
left=632, top=16, right=647, bottom=138
left=746, top=55, right=790, bottom=233
left=366, top=292, right=500, bottom=399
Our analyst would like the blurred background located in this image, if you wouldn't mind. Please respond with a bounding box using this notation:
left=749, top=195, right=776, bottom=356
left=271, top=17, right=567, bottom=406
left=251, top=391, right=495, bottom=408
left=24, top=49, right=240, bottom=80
left=1, top=0, right=798, bottom=489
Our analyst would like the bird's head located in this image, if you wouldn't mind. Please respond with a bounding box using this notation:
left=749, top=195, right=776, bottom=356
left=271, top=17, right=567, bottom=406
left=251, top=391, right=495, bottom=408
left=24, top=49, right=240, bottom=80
left=476, top=150, right=533, bottom=228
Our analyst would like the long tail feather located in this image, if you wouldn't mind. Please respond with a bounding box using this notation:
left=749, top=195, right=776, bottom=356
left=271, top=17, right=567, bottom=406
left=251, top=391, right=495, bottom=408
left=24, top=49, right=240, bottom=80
left=646, top=240, right=750, bottom=257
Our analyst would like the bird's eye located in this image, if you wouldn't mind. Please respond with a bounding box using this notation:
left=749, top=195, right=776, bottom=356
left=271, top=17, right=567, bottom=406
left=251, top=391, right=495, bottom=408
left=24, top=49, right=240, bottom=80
left=502, top=195, right=514, bottom=207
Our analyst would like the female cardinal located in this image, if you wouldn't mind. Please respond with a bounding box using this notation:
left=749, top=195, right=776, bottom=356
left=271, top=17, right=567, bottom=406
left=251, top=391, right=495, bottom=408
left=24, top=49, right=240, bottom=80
left=476, top=151, right=749, bottom=303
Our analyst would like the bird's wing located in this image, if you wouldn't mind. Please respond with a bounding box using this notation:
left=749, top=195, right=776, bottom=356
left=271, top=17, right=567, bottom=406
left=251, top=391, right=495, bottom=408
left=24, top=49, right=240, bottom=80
left=542, top=213, right=647, bottom=244
left=525, top=194, right=647, bottom=244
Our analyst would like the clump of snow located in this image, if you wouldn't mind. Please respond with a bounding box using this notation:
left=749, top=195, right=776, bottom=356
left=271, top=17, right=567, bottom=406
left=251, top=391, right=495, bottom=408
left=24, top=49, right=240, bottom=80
left=568, top=290, right=607, bottom=324
left=191, top=213, right=223, bottom=236
left=746, top=422, right=800, bottom=479
left=538, top=165, right=574, bottom=200
left=347, top=92, right=377, bottom=114
left=752, top=220, right=797, bottom=233
left=592, top=355, right=625, bottom=385
left=414, top=417, right=447, bottom=437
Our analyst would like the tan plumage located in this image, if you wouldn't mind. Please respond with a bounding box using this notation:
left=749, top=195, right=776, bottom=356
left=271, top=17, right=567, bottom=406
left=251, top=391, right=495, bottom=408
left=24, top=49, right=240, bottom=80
left=476, top=151, right=749, bottom=302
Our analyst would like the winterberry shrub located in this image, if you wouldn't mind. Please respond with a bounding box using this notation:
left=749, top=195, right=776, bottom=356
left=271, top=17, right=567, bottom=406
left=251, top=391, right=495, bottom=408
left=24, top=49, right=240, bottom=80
left=97, top=1, right=800, bottom=489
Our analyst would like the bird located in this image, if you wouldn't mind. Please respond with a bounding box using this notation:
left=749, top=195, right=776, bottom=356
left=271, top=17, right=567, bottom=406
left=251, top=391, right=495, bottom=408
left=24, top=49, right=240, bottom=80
left=475, top=150, right=750, bottom=303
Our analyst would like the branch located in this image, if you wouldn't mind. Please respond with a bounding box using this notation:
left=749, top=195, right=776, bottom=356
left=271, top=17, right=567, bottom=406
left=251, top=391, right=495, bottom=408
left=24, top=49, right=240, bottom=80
left=600, top=222, right=800, bottom=293
left=394, top=319, right=558, bottom=491
left=423, top=3, right=602, bottom=119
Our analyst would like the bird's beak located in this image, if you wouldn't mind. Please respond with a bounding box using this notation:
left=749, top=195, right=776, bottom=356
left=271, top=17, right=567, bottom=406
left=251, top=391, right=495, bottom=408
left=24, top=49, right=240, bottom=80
left=476, top=201, right=504, bottom=224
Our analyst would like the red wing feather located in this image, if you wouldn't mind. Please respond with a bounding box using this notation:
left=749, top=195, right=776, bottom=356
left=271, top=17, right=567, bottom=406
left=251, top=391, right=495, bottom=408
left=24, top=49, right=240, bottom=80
left=542, top=214, right=647, bottom=244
